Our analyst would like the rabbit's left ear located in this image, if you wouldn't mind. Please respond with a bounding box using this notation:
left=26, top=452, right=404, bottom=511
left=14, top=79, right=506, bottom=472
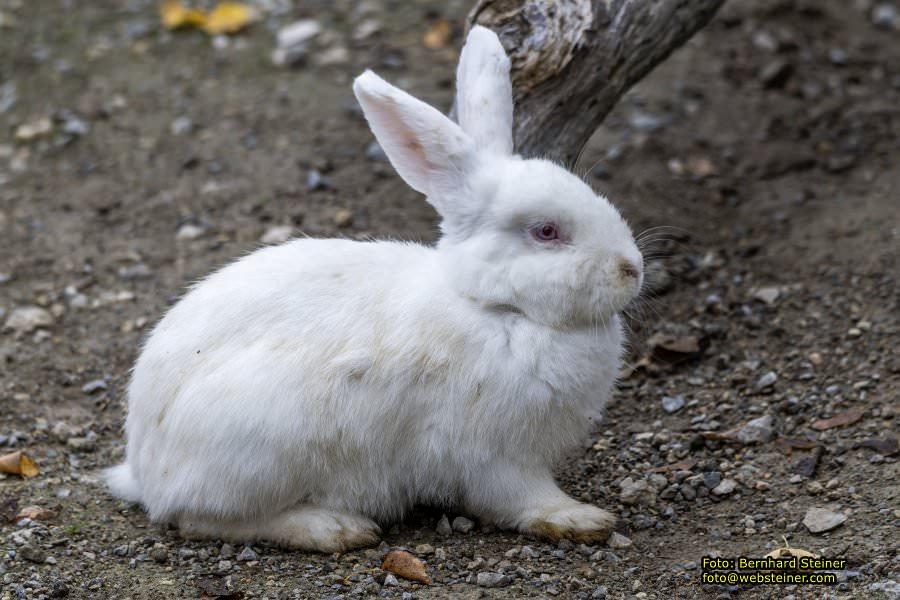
left=456, top=26, right=514, bottom=155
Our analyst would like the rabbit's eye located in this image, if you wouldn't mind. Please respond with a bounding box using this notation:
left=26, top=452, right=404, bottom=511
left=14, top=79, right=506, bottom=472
left=530, top=222, right=561, bottom=243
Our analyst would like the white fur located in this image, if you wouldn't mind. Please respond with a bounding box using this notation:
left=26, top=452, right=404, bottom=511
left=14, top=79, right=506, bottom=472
left=456, top=25, right=514, bottom=155
left=107, top=26, right=643, bottom=551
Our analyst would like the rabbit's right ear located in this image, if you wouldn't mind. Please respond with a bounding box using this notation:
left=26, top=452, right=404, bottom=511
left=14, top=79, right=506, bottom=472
left=456, top=26, right=514, bottom=155
left=353, top=70, right=476, bottom=213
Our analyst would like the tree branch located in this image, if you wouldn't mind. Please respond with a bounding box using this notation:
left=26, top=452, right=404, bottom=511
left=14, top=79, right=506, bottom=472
left=465, top=0, right=725, bottom=163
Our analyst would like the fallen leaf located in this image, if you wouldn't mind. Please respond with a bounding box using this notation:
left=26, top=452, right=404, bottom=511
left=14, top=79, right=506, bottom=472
left=765, top=536, right=819, bottom=560
left=423, top=19, right=452, bottom=49
left=685, top=156, right=716, bottom=178
left=160, top=1, right=206, bottom=30
left=649, top=459, right=697, bottom=473
left=382, top=549, right=431, bottom=585
left=15, top=505, right=56, bottom=522
left=774, top=437, right=818, bottom=454
left=0, top=450, right=39, bottom=477
left=647, top=332, right=705, bottom=364
left=790, top=446, right=823, bottom=478
left=203, top=2, right=257, bottom=35
left=852, top=436, right=899, bottom=456
left=811, top=409, right=864, bottom=431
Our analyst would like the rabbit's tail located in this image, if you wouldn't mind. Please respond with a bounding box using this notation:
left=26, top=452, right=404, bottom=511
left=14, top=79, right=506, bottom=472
left=105, top=463, right=141, bottom=503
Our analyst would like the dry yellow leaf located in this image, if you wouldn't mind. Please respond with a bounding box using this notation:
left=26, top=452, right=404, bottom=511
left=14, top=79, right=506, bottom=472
left=0, top=450, right=39, bottom=477
left=382, top=550, right=431, bottom=584
left=423, top=19, right=453, bottom=49
left=15, top=505, right=56, bottom=521
left=202, top=2, right=257, bottom=35
left=160, top=1, right=206, bottom=30
left=764, top=536, right=819, bottom=560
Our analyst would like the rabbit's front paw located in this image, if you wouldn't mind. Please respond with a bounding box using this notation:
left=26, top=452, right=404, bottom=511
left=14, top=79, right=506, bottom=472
left=524, top=503, right=615, bottom=544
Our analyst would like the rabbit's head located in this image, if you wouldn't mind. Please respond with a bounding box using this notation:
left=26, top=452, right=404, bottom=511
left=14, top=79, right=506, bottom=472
left=354, top=26, right=642, bottom=329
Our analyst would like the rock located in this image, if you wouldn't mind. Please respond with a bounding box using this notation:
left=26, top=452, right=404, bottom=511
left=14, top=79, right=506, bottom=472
left=755, top=371, right=777, bottom=389
left=118, top=263, right=153, bottom=280
left=758, top=59, right=793, bottom=88
left=803, top=508, right=846, bottom=533
left=14, top=117, right=53, bottom=142
left=619, top=478, right=657, bottom=507
left=260, top=225, right=293, bottom=244
left=872, top=3, right=898, bottom=28
left=333, top=209, right=354, bottom=228
left=735, top=415, right=775, bottom=444
left=67, top=436, right=96, bottom=452
left=750, top=286, right=780, bottom=305
left=752, top=30, right=778, bottom=52
left=176, top=224, right=206, bottom=240
left=366, top=141, right=387, bottom=161
left=435, top=514, right=452, bottom=535
left=170, top=116, right=193, bottom=136
left=150, top=547, right=168, bottom=564
left=607, top=532, right=632, bottom=549
left=661, top=395, right=685, bottom=414
left=60, top=113, right=89, bottom=137
left=520, top=545, right=538, bottom=558
left=4, top=306, right=53, bottom=333
left=18, top=543, right=46, bottom=563
left=476, top=572, right=510, bottom=588
left=314, top=45, right=350, bottom=66
left=452, top=516, right=475, bottom=533
left=868, top=580, right=900, bottom=599
left=272, top=20, right=322, bottom=67
left=80, top=379, right=107, bottom=394
left=414, top=543, right=434, bottom=556
left=703, top=472, right=722, bottom=489
left=383, top=573, right=400, bottom=587
left=237, top=547, right=258, bottom=562
left=712, top=479, right=737, bottom=496
left=307, top=169, right=330, bottom=191
left=353, top=18, right=381, bottom=41
left=627, top=110, right=669, bottom=133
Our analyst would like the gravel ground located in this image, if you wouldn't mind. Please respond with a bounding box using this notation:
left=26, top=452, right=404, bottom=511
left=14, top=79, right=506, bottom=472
left=1, top=0, right=898, bottom=599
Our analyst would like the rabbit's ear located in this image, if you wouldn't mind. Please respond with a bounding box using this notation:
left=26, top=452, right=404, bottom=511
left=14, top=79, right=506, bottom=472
left=353, top=70, right=476, bottom=209
left=456, top=25, right=514, bottom=155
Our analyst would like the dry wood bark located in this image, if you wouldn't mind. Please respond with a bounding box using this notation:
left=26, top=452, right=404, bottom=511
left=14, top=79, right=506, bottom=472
left=465, top=0, right=725, bottom=163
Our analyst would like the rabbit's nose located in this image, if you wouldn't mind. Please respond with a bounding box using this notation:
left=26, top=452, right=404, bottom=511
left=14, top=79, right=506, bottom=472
left=617, top=256, right=642, bottom=281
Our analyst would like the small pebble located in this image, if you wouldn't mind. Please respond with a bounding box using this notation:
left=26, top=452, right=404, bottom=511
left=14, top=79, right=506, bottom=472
left=607, top=532, right=632, bottom=549
left=452, top=516, right=474, bottom=533
left=755, top=371, right=777, bottom=389
left=334, top=209, right=354, bottom=228
left=260, top=225, right=293, bottom=244
left=662, top=395, right=685, bottom=413
left=170, top=116, right=193, bottom=136
left=81, top=379, right=107, bottom=394
left=476, top=572, right=510, bottom=588
left=712, top=479, right=737, bottom=496
left=435, top=514, right=452, bottom=535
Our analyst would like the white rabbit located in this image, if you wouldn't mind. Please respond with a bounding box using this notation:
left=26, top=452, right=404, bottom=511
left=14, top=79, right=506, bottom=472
left=106, top=25, right=643, bottom=552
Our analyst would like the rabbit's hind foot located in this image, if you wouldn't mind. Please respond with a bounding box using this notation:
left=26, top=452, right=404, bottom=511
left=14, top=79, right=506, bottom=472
left=178, top=505, right=382, bottom=553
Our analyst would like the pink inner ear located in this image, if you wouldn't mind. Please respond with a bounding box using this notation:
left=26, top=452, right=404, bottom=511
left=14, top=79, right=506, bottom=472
left=359, top=92, right=439, bottom=195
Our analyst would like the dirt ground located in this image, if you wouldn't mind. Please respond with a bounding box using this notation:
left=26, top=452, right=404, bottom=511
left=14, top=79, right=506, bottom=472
left=1, top=0, right=898, bottom=598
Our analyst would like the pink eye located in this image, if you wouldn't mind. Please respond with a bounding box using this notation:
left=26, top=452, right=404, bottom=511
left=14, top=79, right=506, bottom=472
left=530, top=222, right=561, bottom=242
